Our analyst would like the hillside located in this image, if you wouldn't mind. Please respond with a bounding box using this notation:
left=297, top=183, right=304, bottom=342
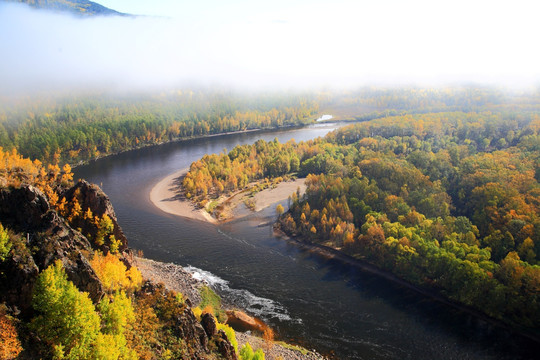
left=0, top=148, right=244, bottom=359
left=1, top=0, right=125, bottom=16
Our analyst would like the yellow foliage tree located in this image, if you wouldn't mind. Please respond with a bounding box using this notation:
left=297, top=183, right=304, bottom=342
left=0, top=308, right=23, bottom=360
left=90, top=252, right=143, bottom=293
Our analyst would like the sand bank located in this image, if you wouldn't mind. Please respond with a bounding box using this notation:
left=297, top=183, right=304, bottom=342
left=150, top=169, right=306, bottom=223
left=252, top=179, right=306, bottom=212
left=149, top=168, right=217, bottom=223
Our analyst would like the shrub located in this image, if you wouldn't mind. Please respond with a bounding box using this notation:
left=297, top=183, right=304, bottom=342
left=0, top=224, right=12, bottom=262
left=240, top=343, right=265, bottom=360
left=0, top=306, right=23, bottom=360
left=90, top=252, right=143, bottom=292
left=199, top=285, right=226, bottom=322
left=217, top=322, right=238, bottom=354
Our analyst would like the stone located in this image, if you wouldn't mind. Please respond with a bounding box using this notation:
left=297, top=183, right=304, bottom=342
left=226, top=310, right=266, bottom=332
left=216, top=329, right=238, bottom=360
left=0, top=185, right=50, bottom=231
left=201, top=312, right=218, bottom=337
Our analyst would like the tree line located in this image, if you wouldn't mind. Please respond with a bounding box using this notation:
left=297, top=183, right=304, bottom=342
left=0, top=90, right=319, bottom=164
left=2, top=86, right=540, bottom=167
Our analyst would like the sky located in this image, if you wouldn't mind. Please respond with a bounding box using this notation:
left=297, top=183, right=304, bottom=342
left=1, top=0, right=540, bottom=94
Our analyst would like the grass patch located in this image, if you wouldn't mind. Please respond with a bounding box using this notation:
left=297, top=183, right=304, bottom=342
left=276, top=341, right=309, bottom=355
left=206, top=200, right=219, bottom=214
left=199, top=285, right=227, bottom=322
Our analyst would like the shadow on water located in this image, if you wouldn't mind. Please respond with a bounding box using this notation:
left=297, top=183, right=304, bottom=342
left=304, top=254, right=540, bottom=359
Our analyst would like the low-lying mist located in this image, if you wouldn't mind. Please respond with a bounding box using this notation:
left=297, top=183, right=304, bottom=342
left=1, top=0, right=540, bottom=96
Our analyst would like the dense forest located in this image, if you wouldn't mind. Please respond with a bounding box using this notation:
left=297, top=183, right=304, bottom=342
left=0, top=90, right=319, bottom=165
left=183, top=106, right=540, bottom=333
left=2, top=87, right=540, bottom=167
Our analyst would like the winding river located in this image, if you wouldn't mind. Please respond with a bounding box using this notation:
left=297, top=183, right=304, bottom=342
left=74, top=123, right=539, bottom=360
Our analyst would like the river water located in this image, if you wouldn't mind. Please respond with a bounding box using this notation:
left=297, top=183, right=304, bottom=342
left=74, top=123, right=539, bottom=360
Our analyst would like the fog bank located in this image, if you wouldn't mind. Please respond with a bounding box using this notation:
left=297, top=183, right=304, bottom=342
left=1, top=0, right=540, bottom=94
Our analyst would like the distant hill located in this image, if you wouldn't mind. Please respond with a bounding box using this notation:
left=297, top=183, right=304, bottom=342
left=1, top=0, right=127, bottom=16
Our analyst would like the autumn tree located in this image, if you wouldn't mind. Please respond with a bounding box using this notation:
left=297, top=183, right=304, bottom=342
left=0, top=224, right=11, bottom=262
left=90, top=252, right=143, bottom=293
left=31, top=260, right=102, bottom=359
left=276, top=204, right=284, bottom=216
left=0, top=306, right=22, bottom=360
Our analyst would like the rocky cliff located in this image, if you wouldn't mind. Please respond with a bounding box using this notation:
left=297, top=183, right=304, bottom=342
left=0, top=184, right=104, bottom=312
left=0, top=180, right=236, bottom=360
left=62, top=180, right=129, bottom=253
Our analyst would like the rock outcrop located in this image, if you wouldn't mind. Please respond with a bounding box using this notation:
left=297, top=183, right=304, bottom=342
left=0, top=185, right=50, bottom=231
left=62, top=180, right=128, bottom=253
left=177, top=306, right=210, bottom=358
left=136, top=281, right=234, bottom=360
left=0, top=181, right=238, bottom=359
left=216, top=329, right=238, bottom=360
left=31, top=211, right=105, bottom=303
left=0, top=185, right=105, bottom=314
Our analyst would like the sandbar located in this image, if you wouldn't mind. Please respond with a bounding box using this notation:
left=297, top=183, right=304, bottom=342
left=251, top=178, right=306, bottom=212
left=149, top=168, right=217, bottom=223
left=150, top=169, right=306, bottom=223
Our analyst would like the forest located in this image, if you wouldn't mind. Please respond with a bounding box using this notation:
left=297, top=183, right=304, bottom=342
left=2, top=87, right=539, bottom=167
left=182, top=105, right=540, bottom=332
left=0, top=90, right=319, bottom=164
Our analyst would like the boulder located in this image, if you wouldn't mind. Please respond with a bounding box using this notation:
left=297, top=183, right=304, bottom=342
left=216, top=329, right=238, bottom=360
left=0, top=185, right=50, bottom=231
left=226, top=310, right=267, bottom=333
left=201, top=312, right=218, bottom=337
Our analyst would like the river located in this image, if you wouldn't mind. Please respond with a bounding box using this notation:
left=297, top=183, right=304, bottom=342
left=74, top=123, right=539, bottom=360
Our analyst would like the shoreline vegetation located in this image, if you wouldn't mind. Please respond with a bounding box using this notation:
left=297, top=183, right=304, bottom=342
left=73, top=126, right=302, bottom=169
left=272, top=228, right=540, bottom=345
left=150, top=168, right=306, bottom=224
left=134, top=256, right=327, bottom=360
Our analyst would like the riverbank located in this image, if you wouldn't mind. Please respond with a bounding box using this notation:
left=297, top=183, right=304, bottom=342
left=149, top=168, right=216, bottom=223
left=150, top=169, right=306, bottom=223
left=272, top=227, right=540, bottom=345
left=133, top=256, right=327, bottom=360
left=72, top=125, right=312, bottom=169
